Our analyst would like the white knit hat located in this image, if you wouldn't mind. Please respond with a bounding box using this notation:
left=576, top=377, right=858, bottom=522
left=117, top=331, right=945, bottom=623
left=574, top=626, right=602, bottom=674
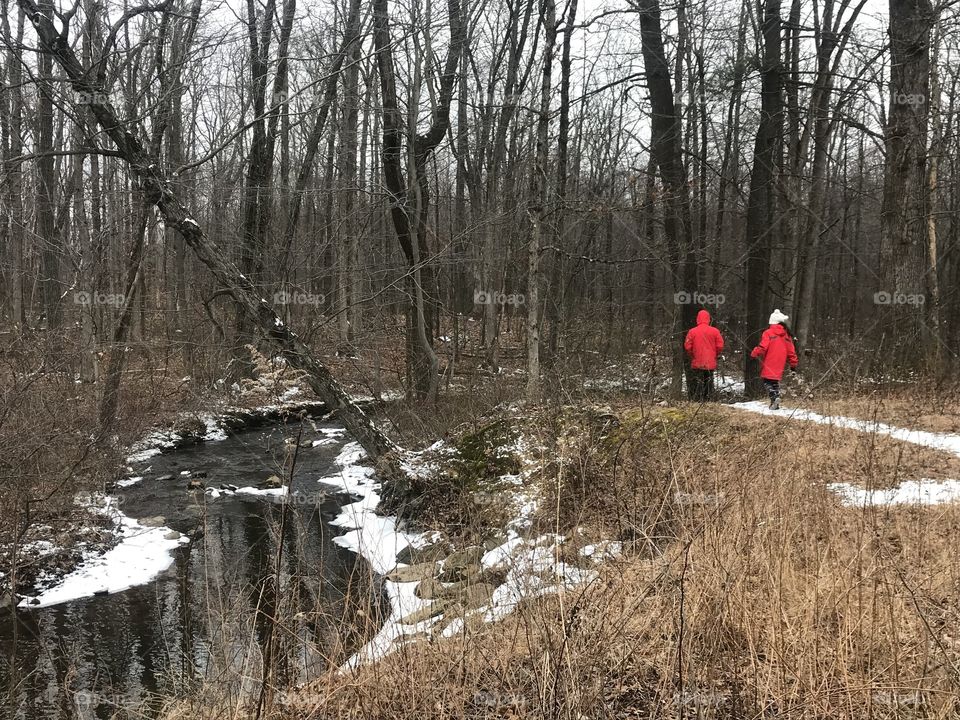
left=768, top=309, right=789, bottom=325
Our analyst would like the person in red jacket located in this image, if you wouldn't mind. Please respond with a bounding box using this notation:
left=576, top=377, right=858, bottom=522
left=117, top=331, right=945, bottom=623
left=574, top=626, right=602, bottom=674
left=750, top=309, right=799, bottom=410
left=684, top=309, right=724, bottom=401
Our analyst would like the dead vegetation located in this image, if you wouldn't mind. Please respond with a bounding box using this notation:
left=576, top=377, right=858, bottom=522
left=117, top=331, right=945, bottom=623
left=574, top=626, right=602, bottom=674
left=265, top=401, right=960, bottom=720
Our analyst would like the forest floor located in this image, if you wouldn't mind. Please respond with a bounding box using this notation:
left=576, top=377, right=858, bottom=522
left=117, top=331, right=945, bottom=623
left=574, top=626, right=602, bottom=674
left=290, top=395, right=960, bottom=719
left=155, top=371, right=960, bottom=719
left=8, top=339, right=960, bottom=718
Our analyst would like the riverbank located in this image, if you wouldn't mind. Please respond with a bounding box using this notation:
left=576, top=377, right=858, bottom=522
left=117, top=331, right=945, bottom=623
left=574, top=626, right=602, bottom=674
left=263, top=398, right=960, bottom=719
left=1, top=397, right=330, bottom=607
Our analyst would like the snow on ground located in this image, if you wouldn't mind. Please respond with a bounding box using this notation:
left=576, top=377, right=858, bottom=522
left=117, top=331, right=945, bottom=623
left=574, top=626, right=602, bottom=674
left=715, top=375, right=745, bottom=394
left=126, top=429, right=182, bottom=463
left=19, top=495, right=189, bottom=609
left=732, top=400, right=960, bottom=455
left=828, top=479, right=960, bottom=507
left=324, top=435, right=617, bottom=668
left=732, top=400, right=960, bottom=506
left=201, top=414, right=229, bottom=441
left=207, top=485, right=289, bottom=500
left=320, top=442, right=436, bottom=667
left=472, top=532, right=610, bottom=625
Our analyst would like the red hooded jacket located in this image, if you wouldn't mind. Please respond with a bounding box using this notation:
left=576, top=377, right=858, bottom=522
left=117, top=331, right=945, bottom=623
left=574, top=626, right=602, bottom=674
left=751, top=324, right=799, bottom=381
left=684, top=310, right=724, bottom=370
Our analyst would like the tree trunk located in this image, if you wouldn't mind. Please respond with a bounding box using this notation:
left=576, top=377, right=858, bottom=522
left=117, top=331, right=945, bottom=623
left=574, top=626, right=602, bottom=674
left=526, top=0, right=558, bottom=401
left=743, top=0, right=783, bottom=397
left=36, top=0, right=60, bottom=327
left=634, top=0, right=697, bottom=396
left=880, top=0, right=932, bottom=365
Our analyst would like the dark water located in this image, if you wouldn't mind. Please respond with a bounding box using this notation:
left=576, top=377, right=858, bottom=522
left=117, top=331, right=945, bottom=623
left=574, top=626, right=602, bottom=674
left=0, top=415, right=382, bottom=719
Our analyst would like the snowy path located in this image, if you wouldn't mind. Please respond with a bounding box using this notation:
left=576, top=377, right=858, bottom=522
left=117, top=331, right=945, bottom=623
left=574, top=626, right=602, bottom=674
left=730, top=400, right=960, bottom=506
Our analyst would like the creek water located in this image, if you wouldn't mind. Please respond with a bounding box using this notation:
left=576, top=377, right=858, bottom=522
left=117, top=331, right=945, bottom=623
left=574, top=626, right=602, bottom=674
left=0, top=413, right=383, bottom=719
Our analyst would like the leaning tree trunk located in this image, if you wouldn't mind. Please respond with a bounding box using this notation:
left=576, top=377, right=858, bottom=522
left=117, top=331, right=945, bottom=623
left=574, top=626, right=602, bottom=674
left=19, top=0, right=400, bottom=465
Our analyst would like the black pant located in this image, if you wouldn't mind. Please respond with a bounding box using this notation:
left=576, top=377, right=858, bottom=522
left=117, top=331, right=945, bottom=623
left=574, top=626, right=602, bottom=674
left=763, top=378, right=781, bottom=403
left=689, top=369, right=714, bottom=402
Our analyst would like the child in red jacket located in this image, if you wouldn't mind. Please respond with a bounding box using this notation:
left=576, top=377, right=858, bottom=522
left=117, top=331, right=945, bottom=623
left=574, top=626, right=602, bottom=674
left=684, top=309, right=724, bottom=401
left=750, top=309, right=799, bottom=410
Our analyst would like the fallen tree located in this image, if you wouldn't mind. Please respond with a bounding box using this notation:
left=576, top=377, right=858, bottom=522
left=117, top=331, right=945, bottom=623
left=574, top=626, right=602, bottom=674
left=19, top=0, right=400, bottom=465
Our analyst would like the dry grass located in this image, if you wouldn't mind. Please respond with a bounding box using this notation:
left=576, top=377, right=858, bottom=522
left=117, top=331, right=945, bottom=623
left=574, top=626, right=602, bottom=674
left=804, top=384, right=960, bottom=436
left=261, top=402, right=960, bottom=720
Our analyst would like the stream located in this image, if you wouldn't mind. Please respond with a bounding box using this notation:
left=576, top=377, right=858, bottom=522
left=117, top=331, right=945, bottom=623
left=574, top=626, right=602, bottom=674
left=0, top=412, right=383, bottom=719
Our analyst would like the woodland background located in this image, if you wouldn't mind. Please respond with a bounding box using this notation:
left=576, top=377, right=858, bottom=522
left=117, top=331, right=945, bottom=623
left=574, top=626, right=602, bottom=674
left=0, top=0, right=953, bottom=407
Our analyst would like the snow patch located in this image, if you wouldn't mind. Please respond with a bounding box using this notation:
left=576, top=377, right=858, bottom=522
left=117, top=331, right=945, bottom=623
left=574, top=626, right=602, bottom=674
left=126, top=429, right=181, bottom=463
left=732, top=401, right=960, bottom=506
left=201, top=415, right=229, bottom=441
left=731, top=400, right=960, bottom=455
left=828, top=479, right=960, bottom=507
left=19, top=495, right=189, bottom=609
left=323, top=442, right=437, bottom=667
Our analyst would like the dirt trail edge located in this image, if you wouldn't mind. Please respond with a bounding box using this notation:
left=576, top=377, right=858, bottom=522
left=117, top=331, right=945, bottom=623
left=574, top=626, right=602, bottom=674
left=20, top=0, right=400, bottom=467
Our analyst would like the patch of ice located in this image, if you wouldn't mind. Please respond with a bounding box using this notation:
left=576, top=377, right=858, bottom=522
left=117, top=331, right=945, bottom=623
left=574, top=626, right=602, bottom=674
left=116, top=476, right=143, bottom=488
left=236, top=485, right=288, bottom=499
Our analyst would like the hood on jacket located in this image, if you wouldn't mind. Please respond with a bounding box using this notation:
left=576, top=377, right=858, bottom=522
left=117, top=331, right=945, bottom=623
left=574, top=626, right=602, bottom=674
left=696, top=309, right=711, bottom=325
left=768, top=308, right=789, bottom=325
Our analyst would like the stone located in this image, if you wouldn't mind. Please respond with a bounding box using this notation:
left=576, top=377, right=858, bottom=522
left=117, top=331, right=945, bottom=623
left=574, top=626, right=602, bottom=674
left=483, top=535, right=508, bottom=551
left=460, top=582, right=496, bottom=609
left=164, top=530, right=182, bottom=541
left=437, top=567, right=465, bottom=583
left=398, top=599, right=448, bottom=626
left=438, top=562, right=483, bottom=583
left=415, top=578, right=447, bottom=600
left=139, top=516, right=166, bottom=527
left=396, top=543, right=449, bottom=566
left=264, top=475, right=283, bottom=488
left=443, top=546, right=484, bottom=570
left=385, top=562, right=439, bottom=583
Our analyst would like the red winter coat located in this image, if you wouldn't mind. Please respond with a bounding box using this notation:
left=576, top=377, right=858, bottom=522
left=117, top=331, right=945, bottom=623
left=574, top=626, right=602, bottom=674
left=751, top=324, right=799, bottom=381
left=684, top=310, right=724, bottom=370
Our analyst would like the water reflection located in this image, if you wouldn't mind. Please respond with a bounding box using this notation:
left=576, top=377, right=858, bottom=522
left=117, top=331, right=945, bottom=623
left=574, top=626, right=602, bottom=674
left=1, top=418, right=383, bottom=719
